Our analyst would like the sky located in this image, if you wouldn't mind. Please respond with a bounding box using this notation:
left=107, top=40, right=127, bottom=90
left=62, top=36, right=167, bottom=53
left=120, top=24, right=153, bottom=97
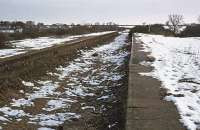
left=0, top=0, right=199, bottom=24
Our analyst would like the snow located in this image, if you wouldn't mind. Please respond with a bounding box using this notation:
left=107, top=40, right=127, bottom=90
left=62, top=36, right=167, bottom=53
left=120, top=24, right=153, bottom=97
left=0, top=49, right=26, bottom=58
left=12, top=37, right=74, bottom=50
left=30, top=113, right=80, bottom=127
left=0, top=107, right=27, bottom=118
left=11, top=81, right=59, bottom=107
left=22, top=81, right=34, bottom=87
left=12, top=31, right=115, bottom=50
left=108, top=122, right=117, bottom=128
left=43, top=98, right=75, bottom=111
left=97, top=95, right=110, bottom=100
left=19, top=90, right=24, bottom=93
left=0, top=116, right=9, bottom=121
left=137, top=33, right=200, bottom=130
left=80, top=31, right=115, bottom=37
left=11, top=98, right=34, bottom=107
left=38, top=128, right=55, bottom=130
left=0, top=31, right=115, bottom=58
left=81, top=106, right=96, bottom=111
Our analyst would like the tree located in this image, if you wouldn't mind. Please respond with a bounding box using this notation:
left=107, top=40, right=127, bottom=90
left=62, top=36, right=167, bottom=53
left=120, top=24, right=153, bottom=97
left=166, top=14, right=184, bottom=34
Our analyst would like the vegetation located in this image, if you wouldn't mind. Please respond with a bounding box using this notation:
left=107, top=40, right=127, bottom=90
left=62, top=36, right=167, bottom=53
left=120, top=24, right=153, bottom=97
left=129, top=24, right=173, bottom=38
left=179, top=24, right=200, bottom=37
left=0, top=33, right=8, bottom=48
left=10, top=25, right=120, bottom=40
left=166, top=14, right=184, bottom=34
left=129, top=14, right=184, bottom=38
left=0, top=21, right=123, bottom=48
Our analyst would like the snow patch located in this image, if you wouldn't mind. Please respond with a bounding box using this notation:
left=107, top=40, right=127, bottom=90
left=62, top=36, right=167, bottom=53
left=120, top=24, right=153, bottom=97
left=22, top=81, right=34, bottom=87
left=30, top=113, right=80, bottom=127
left=0, top=107, right=27, bottom=118
left=0, top=49, right=26, bottom=58
left=38, top=127, right=55, bottom=130
left=43, top=98, right=75, bottom=111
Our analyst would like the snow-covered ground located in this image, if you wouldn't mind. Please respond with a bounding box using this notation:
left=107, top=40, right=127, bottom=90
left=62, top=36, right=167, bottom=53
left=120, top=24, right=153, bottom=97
left=0, top=32, right=128, bottom=130
left=136, top=33, right=200, bottom=130
left=0, top=31, right=115, bottom=58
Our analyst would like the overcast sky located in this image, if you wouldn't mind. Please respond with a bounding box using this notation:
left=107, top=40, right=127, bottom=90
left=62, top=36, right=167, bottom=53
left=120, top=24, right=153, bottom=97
left=0, top=0, right=199, bottom=24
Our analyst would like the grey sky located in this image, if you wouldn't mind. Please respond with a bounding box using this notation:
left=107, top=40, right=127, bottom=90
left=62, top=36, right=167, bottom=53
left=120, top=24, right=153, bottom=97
left=0, top=0, right=199, bottom=24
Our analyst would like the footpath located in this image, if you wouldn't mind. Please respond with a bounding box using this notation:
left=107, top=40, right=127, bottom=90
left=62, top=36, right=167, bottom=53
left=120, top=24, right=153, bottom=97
left=126, top=36, right=186, bottom=130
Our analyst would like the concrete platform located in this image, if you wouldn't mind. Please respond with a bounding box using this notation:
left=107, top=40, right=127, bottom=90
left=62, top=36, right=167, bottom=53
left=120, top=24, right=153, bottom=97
left=126, top=37, right=186, bottom=130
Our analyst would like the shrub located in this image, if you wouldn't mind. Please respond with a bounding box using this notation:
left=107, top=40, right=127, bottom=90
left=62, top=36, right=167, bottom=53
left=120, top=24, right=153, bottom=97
left=150, top=24, right=174, bottom=36
left=130, top=25, right=149, bottom=34
left=129, top=24, right=174, bottom=38
left=0, top=33, right=9, bottom=47
left=179, top=24, right=200, bottom=37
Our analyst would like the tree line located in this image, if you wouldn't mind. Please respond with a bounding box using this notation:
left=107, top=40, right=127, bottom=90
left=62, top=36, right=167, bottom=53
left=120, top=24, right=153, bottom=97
left=0, top=21, right=122, bottom=48
left=130, top=14, right=200, bottom=37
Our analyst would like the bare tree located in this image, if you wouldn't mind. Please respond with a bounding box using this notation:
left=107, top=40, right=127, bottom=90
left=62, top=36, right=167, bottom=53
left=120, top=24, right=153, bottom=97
left=166, top=14, right=184, bottom=34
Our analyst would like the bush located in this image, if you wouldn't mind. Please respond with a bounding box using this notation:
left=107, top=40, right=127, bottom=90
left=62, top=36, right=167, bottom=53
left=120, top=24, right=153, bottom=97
left=130, top=25, right=149, bottom=34
left=0, top=33, right=9, bottom=47
left=150, top=24, right=173, bottom=36
left=10, top=32, right=26, bottom=40
left=129, top=24, right=174, bottom=38
left=179, top=24, right=200, bottom=37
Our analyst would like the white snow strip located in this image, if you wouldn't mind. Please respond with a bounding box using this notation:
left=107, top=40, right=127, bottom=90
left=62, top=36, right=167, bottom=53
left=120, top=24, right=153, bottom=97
left=0, top=116, right=9, bottom=121
left=0, top=31, right=115, bottom=58
left=0, top=49, right=26, bottom=58
left=97, top=95, right=110, bottom=100
left=12, top=31, right=115, bottom=50
left=81, top=106, right=96, bottom=111
left=38, top=127, right=55, bottom=130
